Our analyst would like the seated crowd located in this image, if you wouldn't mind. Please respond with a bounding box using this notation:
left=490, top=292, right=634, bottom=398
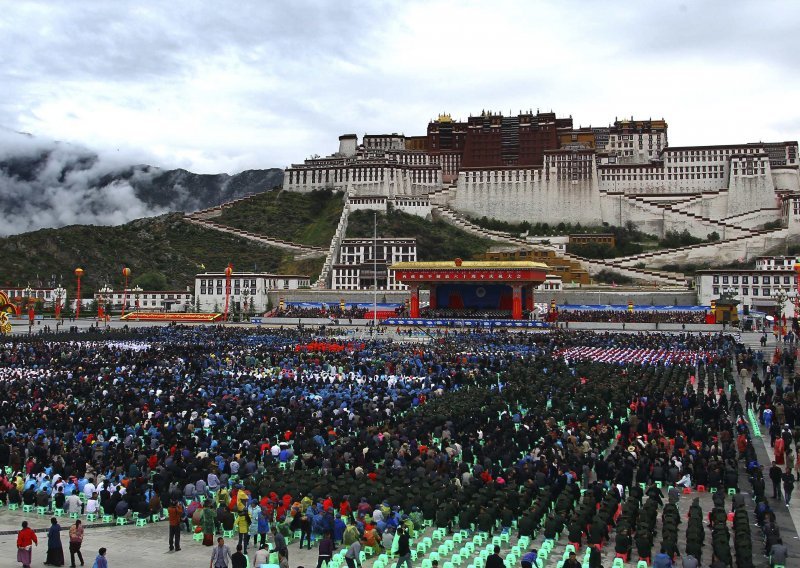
left=0, top=326, right=781, bottom=567
left=554, top=310, right=707, bottom=324
left=272, top=306, right=372, bottom=319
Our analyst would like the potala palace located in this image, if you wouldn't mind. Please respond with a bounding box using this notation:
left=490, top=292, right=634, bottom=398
left=278, top=111, right=800, bottom=286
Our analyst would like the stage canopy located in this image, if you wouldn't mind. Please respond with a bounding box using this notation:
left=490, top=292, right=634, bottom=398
left=391, top=259, right=548, bottom=320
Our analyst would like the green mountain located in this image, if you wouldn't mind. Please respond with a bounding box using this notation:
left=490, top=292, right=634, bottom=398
left=214, top=189, right=344, bottom=247
left=0, top=214, right=322, bottom=297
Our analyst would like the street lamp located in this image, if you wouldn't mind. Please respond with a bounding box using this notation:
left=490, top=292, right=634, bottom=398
left=121, top=267, right=131, bottom=318
left=74, top=268, right=84, bottom=319
left=98, top=285, right=113, bottom=322
left=132, top=286, right=142, bottom=320
left=242, top=288, right=251, bottom=322
left=23, top=285, right=34, bottom=333
left=773, top=288, right=794, bottom=338
left=53, top=285, right=66, bottom=321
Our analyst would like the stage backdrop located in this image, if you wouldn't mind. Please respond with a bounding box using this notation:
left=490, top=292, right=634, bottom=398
left=435, top=284, right=531, bottom=310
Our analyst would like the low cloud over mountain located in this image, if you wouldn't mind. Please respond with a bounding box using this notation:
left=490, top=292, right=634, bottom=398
left=0, top=129, right=282, bottom=236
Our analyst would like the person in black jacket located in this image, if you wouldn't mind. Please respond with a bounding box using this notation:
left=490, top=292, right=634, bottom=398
left=485, top=545, right=504, bottom=568
left=395, top=525, right=411, bottom=568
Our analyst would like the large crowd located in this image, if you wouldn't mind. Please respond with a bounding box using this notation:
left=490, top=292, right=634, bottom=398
left=0, top=326, right=791, bottom=568
left=554, top=310, right=707, bottom=324
left=272, top=306, right=372, bottom=319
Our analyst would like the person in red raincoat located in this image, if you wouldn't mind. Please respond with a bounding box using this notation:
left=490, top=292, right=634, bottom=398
left=16, top=520, right=38, bottom=568
left=775, top=437, right=786, bottom=465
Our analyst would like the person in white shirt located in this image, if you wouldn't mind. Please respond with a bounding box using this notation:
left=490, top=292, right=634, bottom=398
left=253, top=543, right=270, bottom=566
left=86, top=493, right=100, bottom=514
left=83, top=481, right=96, bottom=499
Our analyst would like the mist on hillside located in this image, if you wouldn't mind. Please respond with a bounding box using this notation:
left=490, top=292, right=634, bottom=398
left=0, top=129, right=282, bottom=236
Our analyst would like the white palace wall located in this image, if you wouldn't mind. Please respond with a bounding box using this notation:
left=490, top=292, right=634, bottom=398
left=282, top=135, right=800, bottom=241
left=449, top=170, right=602, bottom=225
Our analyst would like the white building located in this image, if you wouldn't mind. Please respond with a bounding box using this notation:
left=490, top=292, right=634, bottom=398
left=332, top=238, right=417, bottom=291
left=194, top=272, right=311, bottom=313
left=94, top=288, right=193, bottom=313
left=537, top=275, right=563, bottom=292
left=0, top=287, right=68, bottom=308
left=283, top=121, right=800, bottom=240
left=695, top=256, right=800, bottom=317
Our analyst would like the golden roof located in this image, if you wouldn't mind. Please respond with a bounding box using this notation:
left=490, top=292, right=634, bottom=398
left=391, top=260, right=548, bottom=270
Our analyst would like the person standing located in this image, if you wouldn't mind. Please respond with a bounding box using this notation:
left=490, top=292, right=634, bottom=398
left=395, top=526, right=411, bottom=568
left=316, top=531, right=335, bottom=568
left=769, top=461, right=783, bottom=500
left=168, top=500, right=183, bottom=552
left=783, top=469, right=795, bottom=505
left=16, top=520, right=38, bottom=568
left=68, top=519, right=84, bottom=567
left=485, top=545, right=504, bottom=568
left=231, top=544, right=247, bottom=568
left=45, top=517, right=65, bottom=566
left=93, top=548, right=108, bottom=568
left=299, top=510, right=312, bottom=550
left=236, top=506, right=252, bottom=554
left=271, top=525, right=288, bottom=562
left=210, top=537, right=232, bottom=568
left=202, top=505, right=217, bottom=547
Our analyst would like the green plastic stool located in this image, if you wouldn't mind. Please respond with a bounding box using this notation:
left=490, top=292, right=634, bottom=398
left=54, top=508, right=65, bottom=517
left=115, top=517, right=127, bottom=526
left=135, top=518, right=147, bottom=527
left=36, top=506, right=48, bottom=516
left=727, top=488, right=737, bottom=495
left=223, top=529, right=235, bottom=538
left=9, top=503, right=19, bottom=511
left=193, top=532, right=203, bottom=542
left=151, top=514, right=161, bottom=523
left=102, top=514, right=113, bottom=523
left=69, top=512, right=80, bottom=519
left=22, top=504, right=34, bottom=513
left=86, top=513, right=97, bottom=522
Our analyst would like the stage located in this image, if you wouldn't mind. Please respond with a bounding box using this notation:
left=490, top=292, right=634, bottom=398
left=391, top=258, right=549, bottom=320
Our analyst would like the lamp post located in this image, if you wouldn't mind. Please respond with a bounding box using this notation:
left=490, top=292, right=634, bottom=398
left=74, top=268, right=84, bottom=319
left=53, top=285, right=66, bottom=322
left=774, top=288, right=791, bottom=338
left=224, top=264, right=233, bottom=322
left=121, top=267, right=131, bottom=318
left=98, top=285, right=112, bottom=322
left=23, top=285, right=34, bottom=334
left=242, top=288, right=250, bottom=322
left=132, top=286, right=142, bottom=320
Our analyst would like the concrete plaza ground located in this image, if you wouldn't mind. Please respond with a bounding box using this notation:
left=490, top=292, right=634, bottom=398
left=0, top=509, right=326, bottom=568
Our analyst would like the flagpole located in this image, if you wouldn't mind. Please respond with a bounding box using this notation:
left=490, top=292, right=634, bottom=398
left=373, top=212, right=378, bottom=333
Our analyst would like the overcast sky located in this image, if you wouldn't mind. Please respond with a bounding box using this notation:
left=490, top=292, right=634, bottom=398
left=2, top=0, right=799, bottom=174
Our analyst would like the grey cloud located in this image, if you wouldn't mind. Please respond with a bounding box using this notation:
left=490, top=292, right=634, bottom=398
left=0, top=129, right=168, bottom=235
